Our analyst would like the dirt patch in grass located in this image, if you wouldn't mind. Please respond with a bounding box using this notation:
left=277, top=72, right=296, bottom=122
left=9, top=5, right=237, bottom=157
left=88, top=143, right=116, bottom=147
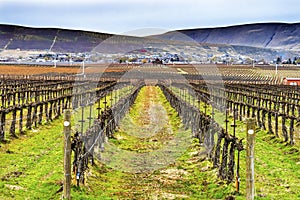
left=1, top=171, right=24, bottom=181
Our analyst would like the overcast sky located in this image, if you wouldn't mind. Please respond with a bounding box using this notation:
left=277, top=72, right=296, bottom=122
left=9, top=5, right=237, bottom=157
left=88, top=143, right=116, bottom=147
left=0, top=0, right=299, bottom=36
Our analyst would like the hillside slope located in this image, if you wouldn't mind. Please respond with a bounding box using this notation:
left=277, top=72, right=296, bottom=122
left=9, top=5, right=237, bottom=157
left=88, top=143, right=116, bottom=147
left=0, top=25, right=112, bottom=52
left=156, top=23, right=300, bottom=51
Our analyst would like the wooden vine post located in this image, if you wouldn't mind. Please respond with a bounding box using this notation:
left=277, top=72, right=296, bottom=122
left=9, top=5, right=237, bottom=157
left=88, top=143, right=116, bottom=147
left=63, top=109, right=72, bottom=199
left=246, top=118, right=256, bottom=200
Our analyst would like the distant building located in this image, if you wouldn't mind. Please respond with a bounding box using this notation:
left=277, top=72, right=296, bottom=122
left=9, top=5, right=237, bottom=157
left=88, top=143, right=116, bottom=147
left=36, top=58, right=46, bottom=62
left=283, top=78, right=300, bottom=85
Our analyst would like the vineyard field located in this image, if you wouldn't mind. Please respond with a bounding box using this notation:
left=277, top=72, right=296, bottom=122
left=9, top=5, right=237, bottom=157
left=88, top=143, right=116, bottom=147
left=0, top=64, right=299, bottom=199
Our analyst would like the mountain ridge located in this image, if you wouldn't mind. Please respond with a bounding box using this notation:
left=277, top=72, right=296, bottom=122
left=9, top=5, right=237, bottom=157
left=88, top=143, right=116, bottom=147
left=0, top=23, right=299, bottom=61
left=0, top=24, right=114, bottom=52
left=155, top=22, right=300, bottom=51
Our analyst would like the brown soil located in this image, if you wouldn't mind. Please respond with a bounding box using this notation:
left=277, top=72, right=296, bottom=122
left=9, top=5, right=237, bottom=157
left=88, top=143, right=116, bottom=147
left=0, top=64, right=131, bottom=75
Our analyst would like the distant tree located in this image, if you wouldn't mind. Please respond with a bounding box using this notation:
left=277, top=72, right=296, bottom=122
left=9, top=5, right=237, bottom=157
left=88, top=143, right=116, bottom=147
left=293, top=57, right=297, bottom=65
left=152, top=58, right=162, bottom=65
left=293, top=57, right=300, bottom=65
left=276, top=56, right=282, bottom=64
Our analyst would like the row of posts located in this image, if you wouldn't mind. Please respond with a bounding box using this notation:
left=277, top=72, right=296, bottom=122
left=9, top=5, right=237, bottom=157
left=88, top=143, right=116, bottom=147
left=175, top=85, right=256, bottom=199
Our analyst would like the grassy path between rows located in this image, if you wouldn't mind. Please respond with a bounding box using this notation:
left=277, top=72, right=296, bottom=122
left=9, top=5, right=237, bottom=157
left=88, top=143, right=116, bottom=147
left=84, top=86, right=236, bottom=199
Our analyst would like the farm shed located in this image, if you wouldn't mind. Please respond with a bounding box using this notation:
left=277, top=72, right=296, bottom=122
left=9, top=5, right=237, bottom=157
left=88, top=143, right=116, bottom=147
left=283, top=78, right=300, bottom=85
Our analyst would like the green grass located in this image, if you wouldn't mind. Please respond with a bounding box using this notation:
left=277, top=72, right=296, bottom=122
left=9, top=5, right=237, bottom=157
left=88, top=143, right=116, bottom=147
left=73, top=86, right=237, bottom=199
left=0, top=85, right=299, bottom=199
left=240, top=131, right=300, bottom=200
left=171, top=86, right=300, bottom=199
left=0, top=118, right=64, bottom=199
left=72, top=85, right=132, bottom=133
left=110, top=86, right=183, bottom=153
left=210, top=107, right=300, bottom=199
